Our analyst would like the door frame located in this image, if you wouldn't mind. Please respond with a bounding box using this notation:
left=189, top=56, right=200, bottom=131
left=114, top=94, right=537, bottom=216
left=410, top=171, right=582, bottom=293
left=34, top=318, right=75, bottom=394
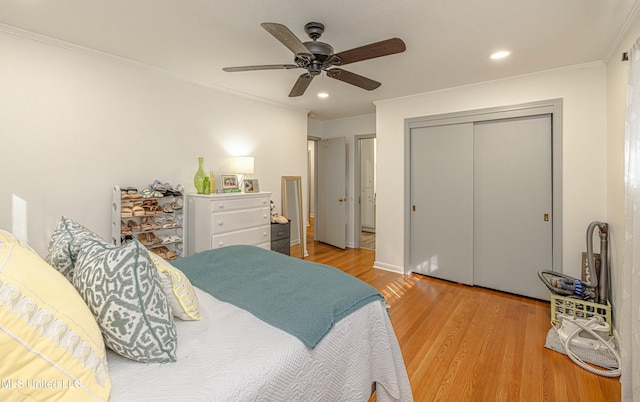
left=404, top=98, right=563, bottom=274
left=308, top=136, right=320, bottom=241
left=354, top=133, right=376, bottom=250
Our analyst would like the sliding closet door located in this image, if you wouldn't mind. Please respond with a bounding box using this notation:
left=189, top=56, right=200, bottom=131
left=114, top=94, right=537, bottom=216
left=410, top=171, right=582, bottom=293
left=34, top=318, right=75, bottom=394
left=473, top=115, right=552, bottom=300
left=410, top=123, right=474, bottom=285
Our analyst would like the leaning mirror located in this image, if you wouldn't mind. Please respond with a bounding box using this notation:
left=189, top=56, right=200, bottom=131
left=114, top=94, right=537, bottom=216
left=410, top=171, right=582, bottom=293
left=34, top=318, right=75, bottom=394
left=281, top=176, right=304, bottom=258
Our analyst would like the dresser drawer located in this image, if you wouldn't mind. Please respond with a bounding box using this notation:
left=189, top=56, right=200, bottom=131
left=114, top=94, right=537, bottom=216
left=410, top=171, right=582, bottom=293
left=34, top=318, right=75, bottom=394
left=212, top=226, right=270, bottom=248
left=270, top=222, right=290, bottom=241
left=211, top=195, right=269, bottom=213
left=212, top=208, right=270, bottom=234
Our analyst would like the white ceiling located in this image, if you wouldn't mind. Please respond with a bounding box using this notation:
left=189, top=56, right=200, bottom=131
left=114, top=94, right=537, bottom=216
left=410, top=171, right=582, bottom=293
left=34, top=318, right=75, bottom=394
left=1, top=0, right=638, bottom=120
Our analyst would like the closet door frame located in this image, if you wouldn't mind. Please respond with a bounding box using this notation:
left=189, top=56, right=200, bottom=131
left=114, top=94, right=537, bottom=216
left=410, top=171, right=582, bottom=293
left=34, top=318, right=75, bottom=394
left=403, top=98, right=563, bottom=274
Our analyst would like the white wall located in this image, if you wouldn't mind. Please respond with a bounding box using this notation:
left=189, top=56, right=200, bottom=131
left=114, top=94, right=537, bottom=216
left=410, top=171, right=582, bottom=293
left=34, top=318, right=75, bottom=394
left=375, top=63, right=608, bottom=277
left=316, top=114, right=376, bottom=247
left=307, top=118, right=323, bottom=138
left=0, top=29, right=308, bottom=255
left=606, top=12, right=640, bottom=332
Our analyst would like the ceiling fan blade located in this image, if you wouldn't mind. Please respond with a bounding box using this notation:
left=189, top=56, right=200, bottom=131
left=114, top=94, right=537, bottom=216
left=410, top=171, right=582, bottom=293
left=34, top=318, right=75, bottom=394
left=326, top=68, right=381, bottom=91
left=261, top=23, right=314, bottom=59
left=289, top=73, right=314, bottom=97
left=334, top=38, right=406, bottom=65
left=223, top=64, right=298, bottom=72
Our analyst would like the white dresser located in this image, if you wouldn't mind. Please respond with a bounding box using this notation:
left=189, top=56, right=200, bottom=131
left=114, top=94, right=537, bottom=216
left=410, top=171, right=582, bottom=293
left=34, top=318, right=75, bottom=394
left=187, top=192, right=271, bottom=256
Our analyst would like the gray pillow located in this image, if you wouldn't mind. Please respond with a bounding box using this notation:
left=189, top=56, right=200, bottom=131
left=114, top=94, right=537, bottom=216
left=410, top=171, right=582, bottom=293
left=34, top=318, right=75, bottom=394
left=73, top=238, right=177, bottom=363
left=45, top=216, right=104, bottom=282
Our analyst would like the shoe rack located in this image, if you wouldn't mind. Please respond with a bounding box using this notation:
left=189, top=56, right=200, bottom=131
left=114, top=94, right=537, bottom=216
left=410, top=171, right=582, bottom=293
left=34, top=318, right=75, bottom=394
left=111, top=185, right=186, bottom=261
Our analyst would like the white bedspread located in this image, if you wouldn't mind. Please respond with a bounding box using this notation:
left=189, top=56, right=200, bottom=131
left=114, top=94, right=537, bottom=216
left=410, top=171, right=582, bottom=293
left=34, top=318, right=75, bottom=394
left=107, top=288, right=412, bottom=401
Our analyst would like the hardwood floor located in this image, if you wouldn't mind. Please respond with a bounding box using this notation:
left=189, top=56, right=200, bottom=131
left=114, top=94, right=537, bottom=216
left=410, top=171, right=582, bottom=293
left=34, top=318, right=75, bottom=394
left=302, top=220, right=621, bottom=401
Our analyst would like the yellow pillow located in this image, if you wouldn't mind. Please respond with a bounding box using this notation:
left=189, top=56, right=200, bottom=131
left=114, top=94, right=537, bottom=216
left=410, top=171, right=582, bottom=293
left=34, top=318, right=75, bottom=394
left=149, top=253, right=202, bottom=321
left=0, top=228, right=37, bottom=254
left=0, top=242, right=111, bottom=401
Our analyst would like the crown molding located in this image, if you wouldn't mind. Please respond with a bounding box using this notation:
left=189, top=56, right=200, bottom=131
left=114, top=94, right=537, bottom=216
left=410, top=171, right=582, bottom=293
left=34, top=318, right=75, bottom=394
left=603, top=0, right=640, bottom=63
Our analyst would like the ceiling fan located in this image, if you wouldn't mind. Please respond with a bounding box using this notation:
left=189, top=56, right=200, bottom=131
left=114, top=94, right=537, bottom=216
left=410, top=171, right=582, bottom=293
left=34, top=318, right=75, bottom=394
left=223, top=22, right=406, bottom=97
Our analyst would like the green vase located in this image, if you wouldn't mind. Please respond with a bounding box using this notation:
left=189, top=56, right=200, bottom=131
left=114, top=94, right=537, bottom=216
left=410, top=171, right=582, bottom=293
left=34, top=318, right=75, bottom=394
left=193, top=157, right=207, bottom=194
left=202, top=176, right=210, bottom=195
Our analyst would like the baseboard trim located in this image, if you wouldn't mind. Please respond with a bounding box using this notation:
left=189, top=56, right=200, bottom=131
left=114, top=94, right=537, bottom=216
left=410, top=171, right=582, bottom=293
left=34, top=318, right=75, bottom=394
left=373, top=261, right=405, bottom=274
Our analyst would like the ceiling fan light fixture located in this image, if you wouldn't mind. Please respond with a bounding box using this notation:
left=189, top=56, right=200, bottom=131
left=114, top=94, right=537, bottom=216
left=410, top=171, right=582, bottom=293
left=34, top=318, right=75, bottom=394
left=317, top=92, right=329, bottom=98
left=224, top=22, right=406, bottom=97
left=490, top=50, right=511, bottom=60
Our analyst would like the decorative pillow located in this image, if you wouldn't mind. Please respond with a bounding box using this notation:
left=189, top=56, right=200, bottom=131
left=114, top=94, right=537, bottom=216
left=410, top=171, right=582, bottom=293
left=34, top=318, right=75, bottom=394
left=45, top=216, right=104, bottom=282
left=0, top=228, right=38, bottom=254
left=149, top=253, right=202, bottom=321
left=73, top=239, right=177, bottom=363
left=0, top=242, right=111, bottom=401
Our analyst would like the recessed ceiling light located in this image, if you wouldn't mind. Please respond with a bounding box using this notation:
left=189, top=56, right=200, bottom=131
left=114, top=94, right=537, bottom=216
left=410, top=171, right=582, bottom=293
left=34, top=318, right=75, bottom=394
left=317, top=92, right=329, bottom=98
left=490, top=50, right=511, bottom=60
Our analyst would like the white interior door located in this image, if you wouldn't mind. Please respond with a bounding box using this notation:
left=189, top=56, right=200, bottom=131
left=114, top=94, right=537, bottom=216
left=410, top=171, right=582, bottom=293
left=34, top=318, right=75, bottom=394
left=360, top=138, right=375, bottom=231
left=473, top=115, right=552, bottom=300
left=410, top=123, right=474, bottom=285
left=317, top=137, right=347, bottom=248
left=361, top=188, right=375, bottom=229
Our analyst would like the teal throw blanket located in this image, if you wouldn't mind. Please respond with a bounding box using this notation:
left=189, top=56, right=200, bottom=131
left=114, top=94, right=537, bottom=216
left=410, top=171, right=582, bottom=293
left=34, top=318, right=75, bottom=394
left=172, top=245, right=384, bottom=348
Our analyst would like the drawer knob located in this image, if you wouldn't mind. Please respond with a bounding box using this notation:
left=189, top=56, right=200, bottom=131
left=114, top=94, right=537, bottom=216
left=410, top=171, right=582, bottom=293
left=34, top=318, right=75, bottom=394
left=218, top=242, right=224, bottom=246
left=218, top=222, right=224, bottom=226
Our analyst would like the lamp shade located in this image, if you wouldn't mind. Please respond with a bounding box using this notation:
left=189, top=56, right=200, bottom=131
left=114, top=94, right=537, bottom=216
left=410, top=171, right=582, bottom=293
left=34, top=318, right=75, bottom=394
left=233, top=156, right=254, bottom=174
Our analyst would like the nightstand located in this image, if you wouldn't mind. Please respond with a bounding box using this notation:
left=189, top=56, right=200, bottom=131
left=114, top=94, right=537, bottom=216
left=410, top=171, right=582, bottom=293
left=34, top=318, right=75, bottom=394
left=270, top=221, right=290, bottom=256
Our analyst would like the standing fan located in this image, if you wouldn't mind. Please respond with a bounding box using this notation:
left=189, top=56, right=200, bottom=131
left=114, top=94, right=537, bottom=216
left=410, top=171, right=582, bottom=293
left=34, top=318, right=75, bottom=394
left=223, top=22, right=406, bottom=97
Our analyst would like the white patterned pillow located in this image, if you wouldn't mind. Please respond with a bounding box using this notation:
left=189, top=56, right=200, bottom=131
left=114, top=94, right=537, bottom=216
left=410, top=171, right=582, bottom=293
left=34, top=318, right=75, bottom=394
left=149, top=253, right=202, bottom=321
left=45, top=216, right=104, bottom=282
left=74, top=239, right=177, bottom=363
left=0, top=242, right=111, bottom=401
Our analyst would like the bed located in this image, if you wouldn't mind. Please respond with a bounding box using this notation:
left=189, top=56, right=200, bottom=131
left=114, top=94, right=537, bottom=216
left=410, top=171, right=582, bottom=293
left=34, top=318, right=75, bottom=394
left=0, top=218, right=412, bottom=401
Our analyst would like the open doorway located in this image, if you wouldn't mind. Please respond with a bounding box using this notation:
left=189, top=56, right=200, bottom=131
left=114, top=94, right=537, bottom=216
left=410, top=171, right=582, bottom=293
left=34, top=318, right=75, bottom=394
left=356, top=135, right=376, bottom=250
left=309, top=135, right=376, bottom=251
left=307, top=138, right=318, bottom=242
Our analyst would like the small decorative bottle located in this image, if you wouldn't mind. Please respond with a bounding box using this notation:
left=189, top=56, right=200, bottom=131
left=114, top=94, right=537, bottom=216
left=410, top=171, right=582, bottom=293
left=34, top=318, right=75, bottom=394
left=210, top=171, right=217, bottom=194
left=193, top=157, right=206, bottom=194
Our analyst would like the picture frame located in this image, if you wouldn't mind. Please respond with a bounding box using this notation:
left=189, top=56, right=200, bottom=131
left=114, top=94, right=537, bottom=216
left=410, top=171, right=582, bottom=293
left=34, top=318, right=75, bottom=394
left=221, top=175, right=238, bottom=190
left=244, top=179, right=259, bottom=193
